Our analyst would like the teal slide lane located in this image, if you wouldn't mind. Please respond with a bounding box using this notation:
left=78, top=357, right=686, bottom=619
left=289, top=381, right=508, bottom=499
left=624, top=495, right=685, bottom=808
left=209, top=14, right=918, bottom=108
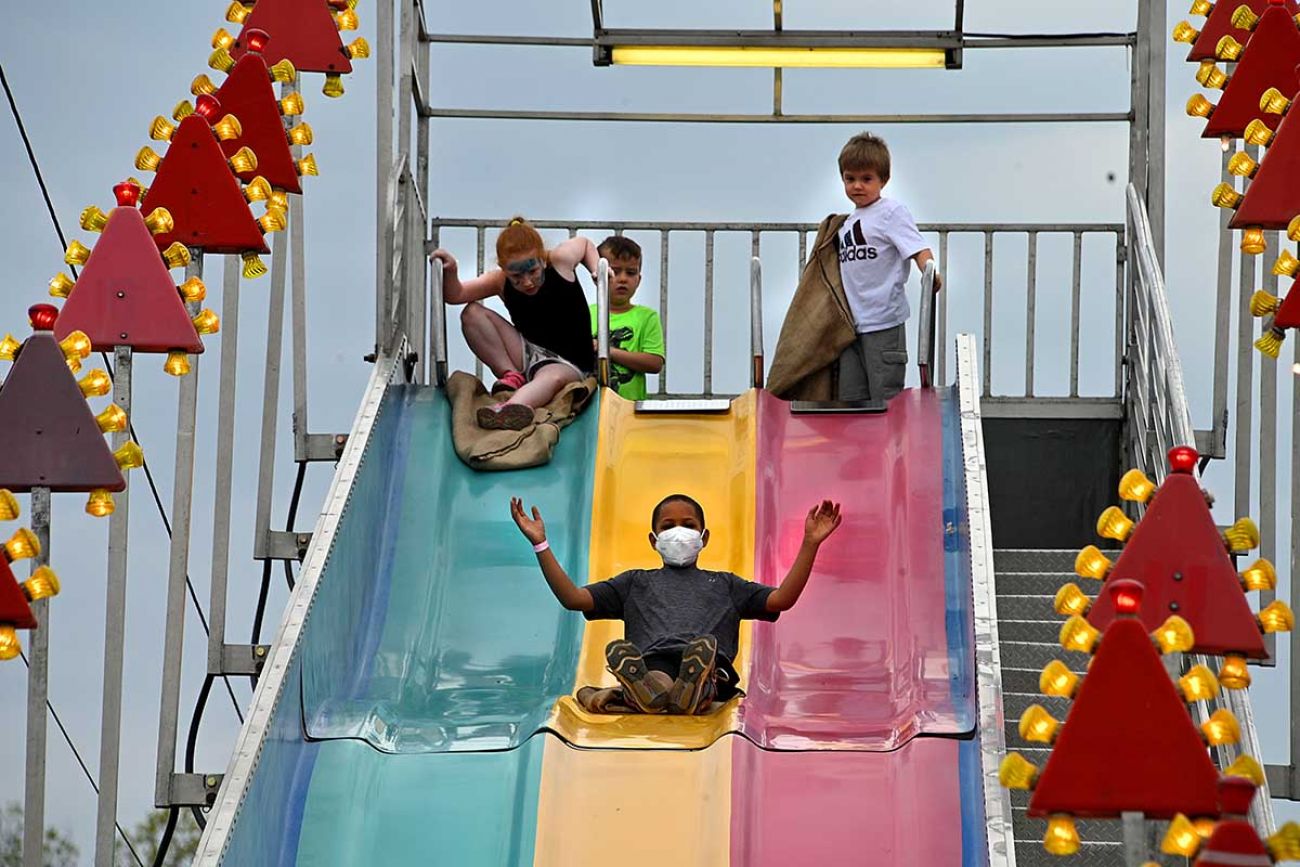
left=301, top=385, right=599, bottom=752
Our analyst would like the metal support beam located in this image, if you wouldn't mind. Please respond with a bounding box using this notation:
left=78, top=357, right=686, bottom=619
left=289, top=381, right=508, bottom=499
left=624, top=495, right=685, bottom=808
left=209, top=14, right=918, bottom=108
left=375, top=0, right=395, bottom=351
left=423, top=107, right=1131, bottom=124
left=252, top=220, right=289, bottom=561
left=22, top=487, right=50, bottom=867
left=208, top=258, right=241, bottom=676
left=218, top=644, right=271, bottom=677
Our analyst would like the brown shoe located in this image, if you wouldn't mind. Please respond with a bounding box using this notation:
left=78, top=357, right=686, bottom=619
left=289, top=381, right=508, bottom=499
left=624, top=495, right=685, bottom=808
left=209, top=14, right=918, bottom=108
left=477, top=403, right=534, bottom=430
left=666, top=635, right=718, bottom=715
left=605, top=640, right=670, bottom=713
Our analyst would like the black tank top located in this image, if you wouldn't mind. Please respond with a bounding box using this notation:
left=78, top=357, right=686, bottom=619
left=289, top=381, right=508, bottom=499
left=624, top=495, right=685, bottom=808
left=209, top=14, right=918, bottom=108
left=502, top=264, right=596, bottom=372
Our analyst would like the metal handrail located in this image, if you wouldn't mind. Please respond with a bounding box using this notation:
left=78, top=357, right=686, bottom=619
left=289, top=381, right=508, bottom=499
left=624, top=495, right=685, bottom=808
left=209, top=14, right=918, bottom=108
left=750, top=256, right=763, bottom=389
left=596, top=257, right=610, bottom=387
left=429, top=257, right=447, bottom=386
left=917, top=259, right=938, bottom=388
left=1126, top=183, right=1275, bottom=834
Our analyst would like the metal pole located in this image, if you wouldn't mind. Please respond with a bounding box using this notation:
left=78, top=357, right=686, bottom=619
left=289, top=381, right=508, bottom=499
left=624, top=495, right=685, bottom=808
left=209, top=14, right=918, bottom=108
left=1129, top=0, right=1150, bottom=228
left=1291, top=307, right=1300, bottom=799
left=208, top=258, right=241, bottom=674
left=1260, top=232, right=1280, bottom=664
left=93, top=346, right=131, bottom=867
left=430, top=258, right=447, bottom=386
left=1146, top=0, right=1166, bottom=268
left=252, top=226, right=289, bottom=560
left=658, top=230, right=669, bottom=395
left=1121, top=812, right=1147, bottom=865
left=703, top=230, right=714, bottom=397
left=750, top=255, right=764, bottom=388
left=982, top=231, right=993, bottom=396
left=1211, top=148, right=1234, bottom=459
left=375, top=0, right=396, bottom=350
left=1024, top=231, right=1037, bottom=396
left=596, top=257, right=610, bottom=386
left=1234, top=150, right=1258, bottom=526
left=22, top=486, right=50, bottom=867
left=155, top=254, right=204, bottom=806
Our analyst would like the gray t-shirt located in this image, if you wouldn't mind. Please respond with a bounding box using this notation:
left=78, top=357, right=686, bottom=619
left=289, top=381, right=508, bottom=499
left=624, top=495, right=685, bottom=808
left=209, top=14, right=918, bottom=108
left=584, top=565, right=779, bottom=660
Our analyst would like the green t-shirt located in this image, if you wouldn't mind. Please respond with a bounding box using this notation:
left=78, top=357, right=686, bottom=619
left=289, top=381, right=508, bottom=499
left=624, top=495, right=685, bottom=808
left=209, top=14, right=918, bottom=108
left=588, top=304, right=665, bottom=400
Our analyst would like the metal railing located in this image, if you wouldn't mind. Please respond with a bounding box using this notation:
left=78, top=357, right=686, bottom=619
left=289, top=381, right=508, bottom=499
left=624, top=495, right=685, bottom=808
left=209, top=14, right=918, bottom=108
left=918, top=259, right=938, bottom=388
left=1125, top=183, right=1274, bottom=835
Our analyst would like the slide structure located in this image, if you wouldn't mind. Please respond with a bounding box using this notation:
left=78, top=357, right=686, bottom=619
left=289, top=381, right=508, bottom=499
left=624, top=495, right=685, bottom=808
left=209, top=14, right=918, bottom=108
left=199, top=373, right=991, bottom=865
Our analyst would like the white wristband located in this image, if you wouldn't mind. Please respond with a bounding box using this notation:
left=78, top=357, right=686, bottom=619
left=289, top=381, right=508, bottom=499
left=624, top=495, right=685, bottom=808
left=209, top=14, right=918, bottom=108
left=533, top=540, right=550, bottom=553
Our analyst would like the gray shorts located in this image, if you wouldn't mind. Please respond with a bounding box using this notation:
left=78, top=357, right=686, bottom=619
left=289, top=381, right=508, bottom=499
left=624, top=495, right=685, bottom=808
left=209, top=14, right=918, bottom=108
left=836, top=324, right=908, bottom=401
left=520, top=337, right=587, bottom=382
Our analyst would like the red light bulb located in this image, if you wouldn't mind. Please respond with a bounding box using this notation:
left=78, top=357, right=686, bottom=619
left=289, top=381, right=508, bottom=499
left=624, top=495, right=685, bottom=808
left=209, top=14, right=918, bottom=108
left=1108, top=578, right=1143, bottom=615
left=1168, top=445, right=1199, bottom=474
left=1217, top=775, right=1257, bottom=816
left=113, top=180, right=141, bottom=208
left=245, top=28, right=270, bottom=53
left=194, top=94, right=222, bottom=121
left=28, top=304, right=58, bottom=331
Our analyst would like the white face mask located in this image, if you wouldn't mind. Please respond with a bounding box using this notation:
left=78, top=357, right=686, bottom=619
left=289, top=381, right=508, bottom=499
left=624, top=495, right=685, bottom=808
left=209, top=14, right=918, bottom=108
left=653, top=526, right=704, bottom=567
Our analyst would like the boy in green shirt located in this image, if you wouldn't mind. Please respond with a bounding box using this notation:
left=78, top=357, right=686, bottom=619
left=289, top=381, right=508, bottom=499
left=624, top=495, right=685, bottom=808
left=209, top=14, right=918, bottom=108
left=590, top=236, right=665, bottom=400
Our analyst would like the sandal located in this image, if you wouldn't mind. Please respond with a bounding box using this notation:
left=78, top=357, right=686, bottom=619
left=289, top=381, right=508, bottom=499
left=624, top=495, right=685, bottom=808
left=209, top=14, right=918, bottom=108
left=477, top=403, right=535, bottom=431
left=666, top=635, right=718, bottom=715
left=604, top=640, right=670, bottom=713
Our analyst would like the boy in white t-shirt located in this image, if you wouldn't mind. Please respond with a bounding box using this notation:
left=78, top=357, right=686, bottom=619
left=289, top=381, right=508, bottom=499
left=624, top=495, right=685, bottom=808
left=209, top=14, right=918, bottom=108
left=832, top=132, right=942, bottom=401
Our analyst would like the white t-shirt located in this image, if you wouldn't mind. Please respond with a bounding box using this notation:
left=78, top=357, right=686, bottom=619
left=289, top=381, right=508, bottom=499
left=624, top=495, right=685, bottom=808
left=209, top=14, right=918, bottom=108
left=838, top=198, right=928, bottom=333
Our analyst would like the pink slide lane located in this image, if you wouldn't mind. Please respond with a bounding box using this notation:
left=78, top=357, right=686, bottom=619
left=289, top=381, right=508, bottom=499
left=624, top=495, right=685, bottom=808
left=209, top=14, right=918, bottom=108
left=741, top=389, right=962, bottom=749
left=728, top=737, right=966, bottom=865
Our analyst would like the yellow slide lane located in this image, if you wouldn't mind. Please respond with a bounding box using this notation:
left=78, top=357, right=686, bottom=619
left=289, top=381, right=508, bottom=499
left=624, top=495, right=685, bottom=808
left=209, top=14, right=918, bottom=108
left=544, top=390, right=757, bottom=748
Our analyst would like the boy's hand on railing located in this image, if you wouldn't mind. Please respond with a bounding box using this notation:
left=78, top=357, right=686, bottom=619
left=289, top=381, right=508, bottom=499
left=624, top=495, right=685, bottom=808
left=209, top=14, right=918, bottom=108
left=430, top=248, right=458, bottom=276
left=803, top=500, right=843, bottom=546
left=510, top=496, right=547, bottom=544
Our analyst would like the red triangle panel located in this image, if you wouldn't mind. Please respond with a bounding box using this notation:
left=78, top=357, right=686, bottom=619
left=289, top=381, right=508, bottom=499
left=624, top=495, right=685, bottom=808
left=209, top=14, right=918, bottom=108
left=230, top=0, right=352, bottom=75
left=0, top=559, right=36, bottom=630
left=1188, top=0, right=1298, bottom=62
left=1231, top=86, right=1300, bottom=228
left=1203, top=7, right=1300, bottom=139
left=215, top=54, right=302, bottom=194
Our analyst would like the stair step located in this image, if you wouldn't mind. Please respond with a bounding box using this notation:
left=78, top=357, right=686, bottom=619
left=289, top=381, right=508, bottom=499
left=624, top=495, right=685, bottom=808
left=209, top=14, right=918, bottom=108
left=995, top=595, right=1069, bottom=621
left=1001, top=692, right=1071, bottom=722
left=994, top=549, right=1082, bottom=573
left=998, top=642, right=1088, bottom=672
left=1001, top=619, right=1070, bottom=644
left=1011, top=806, right=1125, bottom=844
left=994, top=572, right=1081, bottom=596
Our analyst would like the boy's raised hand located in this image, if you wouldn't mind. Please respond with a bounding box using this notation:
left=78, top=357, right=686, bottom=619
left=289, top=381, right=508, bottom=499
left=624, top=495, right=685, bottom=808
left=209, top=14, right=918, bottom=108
left=510, top=496, right=547, bottom=544
left=804, top=500, right=843, bottom=545
left=429, top=248, right=458, bottom=276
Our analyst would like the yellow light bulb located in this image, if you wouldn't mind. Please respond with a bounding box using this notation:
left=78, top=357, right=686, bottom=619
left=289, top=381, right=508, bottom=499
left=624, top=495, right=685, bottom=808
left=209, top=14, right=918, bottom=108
left=192, top=309, right=220, bottom=335
left=1194, top=818, right=1217, bottom=840
left=79, top=205, right=108, bottom=233
left=213, top=114, right=243, bottom=142
left=1217, top=34, right=1245, bottom=60
left=1118, top=467, right=1156, bottom=502
left=1053, top=582, right=1091, bottom=617
left=85, top=489, right=115, bottom=517
left=1244, top=118, right=1275, bottom=147
left=0, top=626, right=21, bottom=661
left=209, top=47, right=236, bottom=73
left=113, top=441, right=144, bottom=470
left=172, top=100, right=195, bottom=122
left=1276, top=250, right=1300, bottom=277
left=23, top=566, right=60, bottom=601
left=162, top=350, right=191, bottom=377
left=177, top=276, right=206, bottom=303
left=143, top=207, right=174, bottom=236
left=191, top=74, right=218, bottom=97
left=4, top=527, right=40, bottom=562
left=1190, top=0, right=1214, bottom=15
left=1173, top=20, right=1201, bottom=42
left=1179, top=664, right=1220, bottom=702
left=1074, top=544, right=1112, bottom=580
left=1240, top=558, right=1277, bottom=591
left=1251, top=290, right=1282, bottom=317
left=1201, top=708, right=1240, bottom=745
left=1154, top=614, right=1195, bottom=654
left=1261, top=86, right=1293, bottom=115
left=1223, top=517, right=1260, bottom=552
left=243, top=177, right=273, bottom=205
left=1039, top=659, right=1080, bottom=698
left=48, top=273, right=76, bottom=299
left=225, top=0, right=251, bottom=24
left=1232, top=5, right=1260, bottom=30
left=323, top=73, right=345, bottom=98
left=1256, top=327, right=1286, bottom=358
left=1060, top=615, right=1101, bottom=653
left=344, top=37, right=370, bottom=59
left=1225, top=754, right=1266, bottom=786
left=287, top=122, right=314, bottom=146
left=1228, top=151, right=1258, bottom=178
left=126, top=176, right=149, bottom=200
left=64, top=239, right=91, bottom=266
left=0, top=334, right=20, bottom=361
left=78, top=368, right=112, bottom=397
left=162, top=242, right=191, bottom=270
left=1096, top=505, right=1134, bottom=542
left=998, top=752, right=1038, bottom=790
left=95, top=403, right=128, bottom=433
left=269, top=59, right=296, bottom=83
left=1212, top=182, right=1243, bottom=209
left=1196, top=61, right=1228, bottom=90
left=1241, top=228, right=1268, bottom=256
left=336, top=7, right=359, bottom=30
left=1267, top=822, right=1300, bottom=860
left=1290, top=214, right=1300, bottom=243
left=1220, top=654, right=1253, bottom=689
left=242, top=252, right=268, bottom=279
left=1187, top=93, right=1215, bottom=118
left=269, top=190, right=289, bottom=211
left=1018, top=704, right=1061, bottom=744
left=134, top=146, right=162, bottom=173
left=149, top=115, right=176, bottom=142
left=1044, top=815, right=1081, bottom=856
left=228, top=146, right=258, bottom=174
left=0, top=490, right=18, bottom=521
left=1259, top=599, right=1295, bottom=633
left=280, top=92, right=305, bottom=116
left=59, top=330, right=91, bottom=361
left=1162, top=813, right=1202, bottom=856
left=258, top=206, right=288, bottom=234
left=296, top=154, right=318, bottom=177
left=212, top=27, right=234, bottom=50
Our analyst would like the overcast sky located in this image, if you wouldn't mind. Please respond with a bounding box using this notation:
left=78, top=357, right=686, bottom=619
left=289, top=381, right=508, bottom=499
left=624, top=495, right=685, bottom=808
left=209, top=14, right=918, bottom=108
left=3, top=1, right=1297, bottom=861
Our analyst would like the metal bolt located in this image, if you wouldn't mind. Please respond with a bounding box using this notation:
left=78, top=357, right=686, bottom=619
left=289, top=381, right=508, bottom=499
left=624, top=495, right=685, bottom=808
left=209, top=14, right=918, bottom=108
left=255, top=645, right=267, bottom=658
left=1172, top=572, right=1183, bottom=582
left=206, top=776, right=218, bottom=787
left=1170, top=602, right=1180, bottom=611
left=120, top=332, right=128, bottom=339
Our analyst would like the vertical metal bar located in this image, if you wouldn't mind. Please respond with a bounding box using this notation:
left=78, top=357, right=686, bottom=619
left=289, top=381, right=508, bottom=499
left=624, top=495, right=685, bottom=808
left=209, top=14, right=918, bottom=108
left=22, top=486, right=50, bottom=867
left=751, top=231, right=763, bottom=388
left=1121, top=812, right=1147, bottom=865
left=397, top=0, right=414, bottom=158
left=406, top=185, right=426, bottom=383
left=374, top=0, right=395, bottom=350
left=290, top=192, right=313, bottom=452
left=1024, top=232, right=1038, bottom=397
left=155, top=255, right=204, bottom=806
left=93, top=347, right=131, bottom=867
left=252, top=225, right=289, bottom=559
left=596, top=258, right=610, bottom=386
left=797, top=231, right=807, bottom=275
left=1291, top=317, right=1300, bottom=799
left=430, top=258, right=447, bottom=385
left=1129, top=0, right=1151, bottom=228
left=475, top=226, right=486, bottom=382
left=659, top=230, right=669, bottom=395
left=982, top=231, right=993, bottom=396
left=703, top=229, right=715, bottom=397
left=1115, top=231, right=1126, bottom=399
left=1147, top=0, right=1167, bottom=269
left=415, top=9, right=431, bottom=197
left=937, top=232, right=948, bottom=386
left=1259, top=232, right=1280, bottom=661
left=1211, top=149, right=1234, bottom=458
left=1070, top=231, right=1083, bottom=397
left=208, top=259, right=241, bottom=674
left=1235, top=149, right=1258, bottom=523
